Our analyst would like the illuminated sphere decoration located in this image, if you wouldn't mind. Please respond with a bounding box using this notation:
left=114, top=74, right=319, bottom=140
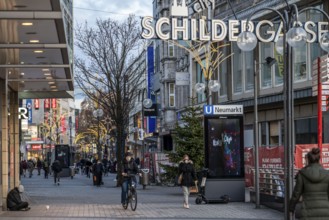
left=195, top=83, right=206, bottom=94
left=320, top=32, right=329, bottom=53
left=143, top=98, right=153, bottom=108
left=286, top=27, right=307, bottom=48
left=237, top=31, right=257, bottom=51
left=208, top=80, right=221, bottom=92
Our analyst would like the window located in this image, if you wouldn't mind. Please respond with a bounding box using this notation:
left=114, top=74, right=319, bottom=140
left=169, top=83, right=175, bottom=107
left=295, top=118, right=319, bottom=144
left=168, top=42, right=174, bottom=57
left=260, top=121, right=283, bottom=146
left=232, top=43, right=254, bottom=94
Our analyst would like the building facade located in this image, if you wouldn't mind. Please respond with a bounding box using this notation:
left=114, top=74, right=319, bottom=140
left=0, top=0, right=74, bottom=210
left=152, top=0, right=329, bottom=151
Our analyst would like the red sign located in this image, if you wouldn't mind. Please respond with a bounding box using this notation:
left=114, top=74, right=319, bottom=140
left=61, top=115, right=66, bottom=133
left=51, top=99, right=57, bottom=109
left=31, top=145, right=42, bottom=150
left=44, top=99, right=50, bottom=109
left=34, top=99, right=39, bottom=109
left=295, top=144, right=329, bottom=169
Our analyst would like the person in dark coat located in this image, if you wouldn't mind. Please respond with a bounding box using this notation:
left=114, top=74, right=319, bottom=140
left=36, top=158, right=42, bottom=175
left=43, top=159, right=49, bottom=179
left=21, top=160, right=27, bottom=178
left=121, top=152, right=139, bottom=205
left=178, top=154, right=197, bottom=209
left=85, top=160, right=92, bottom=178
left=51, top=160, right=62, bottom=185
left=93, top=160, right=104, bottom=186
left=7, top=185, right=30, bottom=211
left=27, top=160, right=34, bottom=178
left=289, top=148, right=329, bottom=219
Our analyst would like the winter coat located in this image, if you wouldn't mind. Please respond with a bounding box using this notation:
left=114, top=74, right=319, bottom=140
left=27, top=161, right=34, bottom=171
left=52, top=161, right=62, bottom=173
left=289, top=163, right=329, bottom=220
left=93, top=163, right=104, bottom=175
left=21, top=161, right=27, bottom=170
left=178, top=160, right=197, bottom=187
left=121, top=158, right=139, bottom=179
left=7, top=188, right=23, bottom=210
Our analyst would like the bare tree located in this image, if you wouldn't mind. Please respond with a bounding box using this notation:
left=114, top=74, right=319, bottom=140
left=75, top=15, right=146, bottom=185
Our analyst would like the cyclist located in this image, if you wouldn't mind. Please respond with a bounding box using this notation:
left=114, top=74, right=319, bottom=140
left=121, top=152, right=139, bottom=206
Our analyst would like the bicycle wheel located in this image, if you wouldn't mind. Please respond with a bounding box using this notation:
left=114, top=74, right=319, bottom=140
left=130, top=189, right=137, bottom=211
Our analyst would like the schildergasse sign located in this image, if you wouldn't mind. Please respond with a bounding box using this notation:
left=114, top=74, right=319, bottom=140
left=141, top=0, right=328, bottom=43
left=204, top=105, right=244, bottom=115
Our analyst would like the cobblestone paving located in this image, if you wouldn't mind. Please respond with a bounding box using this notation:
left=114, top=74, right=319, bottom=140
left=0, top=170, right=284, bottom=220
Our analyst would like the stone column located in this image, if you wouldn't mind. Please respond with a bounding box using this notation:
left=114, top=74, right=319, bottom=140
left=1, top=77, right=8, bottom=210
left=9, top=92, right=19, bottom=188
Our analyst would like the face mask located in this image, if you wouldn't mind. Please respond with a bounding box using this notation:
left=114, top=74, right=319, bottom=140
left=126, top=156, right=131, bottom=161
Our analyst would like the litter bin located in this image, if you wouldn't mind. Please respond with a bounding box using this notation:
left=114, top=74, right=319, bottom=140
left=70, top=166, right=75, bottom=179
left=140, top=169, right=149, bottom=189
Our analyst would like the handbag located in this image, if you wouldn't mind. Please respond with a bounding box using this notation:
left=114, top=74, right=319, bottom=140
left=190, top=182, right=198, bottom=194
left=177, top=173, right=183, bottom=185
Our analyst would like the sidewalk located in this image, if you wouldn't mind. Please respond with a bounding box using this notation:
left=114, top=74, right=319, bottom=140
left=0, top=170, right=284, bottom=220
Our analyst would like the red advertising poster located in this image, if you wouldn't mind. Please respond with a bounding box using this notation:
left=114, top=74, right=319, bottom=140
left=44, top=99, right=50, bottom=109
left=295, top=144, right=329, bottom=169
left=51, top=99, right=57, bottom=109
left=34, top=99, right=39, bottom=109
left=244, top=146, right=284, bottom=188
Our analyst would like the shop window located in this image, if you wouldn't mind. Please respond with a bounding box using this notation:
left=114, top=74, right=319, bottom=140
left=295, top=118, right=319, bottom=144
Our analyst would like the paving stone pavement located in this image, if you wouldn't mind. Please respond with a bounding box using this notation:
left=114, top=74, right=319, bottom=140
left=0, top=170, right=284, bottom=220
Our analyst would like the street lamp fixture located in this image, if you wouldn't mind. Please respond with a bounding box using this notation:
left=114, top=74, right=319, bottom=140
left=236, top=4, right=329, bottom=220
left=141, top=97, right=152, bottom=168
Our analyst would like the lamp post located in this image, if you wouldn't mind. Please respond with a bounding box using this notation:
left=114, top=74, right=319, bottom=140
left=140, top=88, right=152, bottom=168
left=237, top=4, right=329, bottom=220
left=69, top=116, right=72, bottom=165
left=93, top=108, right=104, bottom=160
left=195, top=66, right=221, bottom=104
left=254, top=57, right=276, bottom=209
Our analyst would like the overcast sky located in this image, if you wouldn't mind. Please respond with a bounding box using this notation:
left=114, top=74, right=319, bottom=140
left=73, top=1, right=153, bottom=109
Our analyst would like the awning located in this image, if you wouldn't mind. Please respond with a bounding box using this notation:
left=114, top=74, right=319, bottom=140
left=144, top=136, right=158, bottom=143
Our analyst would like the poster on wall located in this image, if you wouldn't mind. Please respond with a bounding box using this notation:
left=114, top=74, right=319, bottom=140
left=205, top=116, right=244, bottom=178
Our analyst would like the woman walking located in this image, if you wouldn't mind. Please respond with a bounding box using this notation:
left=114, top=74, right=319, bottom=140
left=289, top=148, right=329, bottom=219
left=178, top=154, right=197, bottom=209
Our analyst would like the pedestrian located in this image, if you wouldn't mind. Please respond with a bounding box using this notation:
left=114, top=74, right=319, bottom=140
left=102, top=158, right=108, bottom=176
left=93, top=160, right=104, bottom=186
left=85, top=160, right=92, bottom=178
left=121, top=152, right=139, bottom=206
left=7, top=185, right=30, bottom=211
left=43, top=159, right=49, bottom=179
left=36, top=158, right=42, bottom=175
left=21, top=160, right=27, bottom=178
left=27, top=160, right=34, bottom=178
left=289, top=147, right=329, bottom=219
left=178, top=154, right=197, bottom=209
left=51, top=160, right=62, bottom=185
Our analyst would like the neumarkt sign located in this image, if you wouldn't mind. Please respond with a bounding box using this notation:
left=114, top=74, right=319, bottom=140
left=141, top=0, right=328, bottom=43
left=204, top=105, right=244, bottom=115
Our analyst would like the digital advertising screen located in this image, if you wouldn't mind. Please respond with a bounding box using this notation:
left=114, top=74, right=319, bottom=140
left=205, top=116, right=244, bottom=178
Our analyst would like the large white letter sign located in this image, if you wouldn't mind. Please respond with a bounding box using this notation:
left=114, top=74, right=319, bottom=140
left=172, top=18, right=189, bottom=40
left=141, top=16, right=154, bottom=39
left=255, top=20, right=275, bottom=43
left=212, top=20, right=227, bottom=41
left=156, top=17, right=170, bottom=40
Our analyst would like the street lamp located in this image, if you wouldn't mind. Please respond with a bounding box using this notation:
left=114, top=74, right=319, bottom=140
left=93, top=108, right=104, bottom=160
left=140, top=88, right=152, bottom=168
left=253, top=57, right=277, bottom=209
left=195, top=66, right=221, bottom=104
left=237, top=4, right=329, bottom=220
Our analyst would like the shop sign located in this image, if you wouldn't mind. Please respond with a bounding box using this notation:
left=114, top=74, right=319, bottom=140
left=31, top=145, right=42, bottom=150
left=141, top=1, right=328, bottom=43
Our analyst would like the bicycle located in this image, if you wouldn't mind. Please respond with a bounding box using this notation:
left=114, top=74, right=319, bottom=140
left=122, top=174, right=138, bottom=211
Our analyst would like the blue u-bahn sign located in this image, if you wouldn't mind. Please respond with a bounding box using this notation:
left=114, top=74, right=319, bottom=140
left=204, top=105, right=244, bottom=115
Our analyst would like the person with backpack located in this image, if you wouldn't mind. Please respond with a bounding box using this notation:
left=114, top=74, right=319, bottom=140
left=43, top=159, right=49, bottom=179
left=51, top=160, right=62, bottom=185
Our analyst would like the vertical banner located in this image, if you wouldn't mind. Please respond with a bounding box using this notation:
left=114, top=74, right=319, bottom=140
left=75, top=109, right=79, bottom=131
left=44, top=99, right=50, bottom=109
left=147, top=46, right=156, bottom=133
left=26, top=99, right=32, bottom=124
left=34, top=99, right=40, bottom=109
left=51, top=98, right=57, bottom=109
